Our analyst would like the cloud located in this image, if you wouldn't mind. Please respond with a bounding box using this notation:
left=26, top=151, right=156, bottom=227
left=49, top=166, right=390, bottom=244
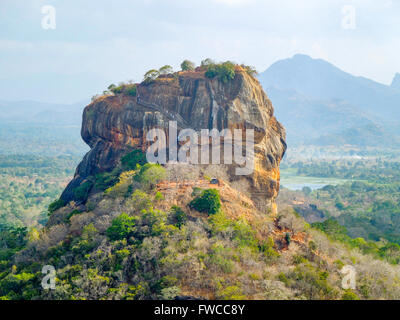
left=0, top=0, right=399, bottom=102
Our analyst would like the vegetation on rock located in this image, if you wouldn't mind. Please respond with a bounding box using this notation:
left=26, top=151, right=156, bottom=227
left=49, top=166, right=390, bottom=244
left=190, top=189, right=221, bottom=215
left=180, top=60, right=196, bottom=71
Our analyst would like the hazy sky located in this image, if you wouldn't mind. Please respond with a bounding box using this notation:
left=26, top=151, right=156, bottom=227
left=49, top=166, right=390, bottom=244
left=0, top=0, right=399, bottom=103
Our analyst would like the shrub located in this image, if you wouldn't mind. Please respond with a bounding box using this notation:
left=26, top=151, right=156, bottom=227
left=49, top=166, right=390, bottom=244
left=205, top=61, right=236, bottom=83
left=48, top=199, right=66, bottom=214
left=180, top=60, right=195, bottom=71
left=105, top=171, right=136, bottom=198
left=159, top=65, right=173, bottom=75
left=241, top=64, right=258, bottom=77
left=190, top=189, right=221, bottom=215
left=288, top=265, right=336, bottom=299
left=170, top=206, right=187, bottom=229
left=65, top=209, right=82, bottom=222
left=154, top=191, right=164, bottom=202
left=208, top=210, right=232, bottom=234
left=278, top=272, right=289, bottom=285
left=208, top=244, right=235, bottom=273
left=95, top=169, right=121, bottom=191
left=0, top=226, right=27, bottom=261
left=136, top=164, right=166, bottom=190
left=259, top=237, right=279, bottom=259
left=143, top=69, right=160, bottom=83
left=191, top=187, right=203, bottom=197
left=108, top=83, right=121, bottom=94
left=134, top=209, right=171, bottom=240
left=106, top=213, right=137, bottom=242
left=341, top=290, right=360, bottom=300
left=108, top=83, right=137, bottom=96
left=73, top=181, right=93, bottom=203
left=334, top=259, right=345, bottom=269
left=292, top=254, right=308, bottom=265
left=127, top=189, right=153, bottom=212
left=0, top=272, right=36, bottom=298
left=312, top=219, right=347, bottom=237
left=232, top=219, right=258, bottom=249
left=285, top=232, right=291, bottom=245
left=124, top=84, right=137, bottom=96
left=216, top=285, right=246, bottom=300
left=121, top=150, right=147, bottom=170
left=154, top=275, right=178, bottom=295
left=335, top=202, right=345, bottom=210
left=201, top=58, right=215, bottom=67
left=82, top=223, right=98, bottom=241
left=160, top=286, right=180, bottom=300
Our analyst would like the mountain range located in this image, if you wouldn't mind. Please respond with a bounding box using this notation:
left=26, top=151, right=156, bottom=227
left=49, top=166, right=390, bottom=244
left=258, top=54, right=400, bottom=147
left=1, top=54, right=399, bottom=151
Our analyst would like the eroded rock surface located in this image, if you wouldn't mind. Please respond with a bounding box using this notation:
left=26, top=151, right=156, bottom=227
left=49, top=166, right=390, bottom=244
left=61, top=67, right=286, bottom=211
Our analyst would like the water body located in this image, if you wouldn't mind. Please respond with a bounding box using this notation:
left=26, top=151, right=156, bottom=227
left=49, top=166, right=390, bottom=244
left=280, top=169, right=349, bottom=191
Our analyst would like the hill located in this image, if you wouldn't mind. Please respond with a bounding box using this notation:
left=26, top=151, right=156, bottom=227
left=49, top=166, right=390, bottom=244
left=259, top=54, right=400, bottom=147
left=1, top=62, right=399, bottom=300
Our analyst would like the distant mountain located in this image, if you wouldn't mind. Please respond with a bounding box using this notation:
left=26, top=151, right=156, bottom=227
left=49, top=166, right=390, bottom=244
left=0, top=99, right=88, bottom=125
left=391, top=73, right=400, bottom=90
left=0, top=99, right=89, bottom=155
left=313, top=123, right=400, bottom=147
left=259, top=54, right=400, bottom=147
left=265, top=86, right=393, bottom=146
left=259, top=54, right=400, bottom=120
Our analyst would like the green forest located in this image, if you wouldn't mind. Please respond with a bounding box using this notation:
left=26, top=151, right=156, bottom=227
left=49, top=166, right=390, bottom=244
left=279, top=156, right=400, bottom=265
left=0, top=154, right=81, bottom=229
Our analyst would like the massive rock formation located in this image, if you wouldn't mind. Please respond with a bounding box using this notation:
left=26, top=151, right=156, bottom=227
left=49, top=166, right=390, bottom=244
left=61, top=66, right=286, bottom=212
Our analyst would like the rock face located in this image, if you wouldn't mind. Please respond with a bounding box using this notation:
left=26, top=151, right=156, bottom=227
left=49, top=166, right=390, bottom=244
left=61, top=66, right=286, bottom=212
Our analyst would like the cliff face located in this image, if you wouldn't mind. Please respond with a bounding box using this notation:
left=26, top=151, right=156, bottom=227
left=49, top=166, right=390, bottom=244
left=61, top=67, right=286, bottom=210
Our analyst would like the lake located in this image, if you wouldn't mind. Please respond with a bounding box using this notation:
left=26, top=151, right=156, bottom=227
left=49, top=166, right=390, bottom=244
left=280, top=169, right=349, bottom=191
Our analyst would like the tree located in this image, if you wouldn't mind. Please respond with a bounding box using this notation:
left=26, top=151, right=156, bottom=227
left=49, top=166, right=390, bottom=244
left=121, top=150, right=147, bottom=170
left=137, top=164, right=167, bottom=190
left=159, top=65, right=173, bottom=75
left=201, top=58, right=215, bottom=67
left=170, top=206, right=187, bottom=229
left=124, top=84, right=137, bottom=96
left=106, top=213, right=137, bottom=241
left=143, top=69, right=160, bottom=83
left=48, top=199, right=65, bottom=215
left=205, top=61, right=236, bottom=83
left=108, top=83, right=123, bottom=94
left=180, top=60, right=195, bottom=71
left=241, top=64, right=258, bottom=77
left=73, top=181, right=93, bottom=203
left=127, top=189, right=153, bottom=212
left=190, top=189, right=221, bottom=215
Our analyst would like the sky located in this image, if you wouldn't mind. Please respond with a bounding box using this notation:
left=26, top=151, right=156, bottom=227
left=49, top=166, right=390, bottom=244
left=0, top=0, right=399, bottom=104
